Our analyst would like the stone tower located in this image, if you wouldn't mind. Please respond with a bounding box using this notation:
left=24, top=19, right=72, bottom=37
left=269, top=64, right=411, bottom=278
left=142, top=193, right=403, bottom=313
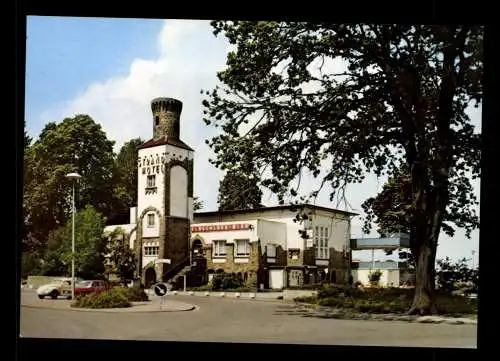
left=135, top=97, right=194, bottom=286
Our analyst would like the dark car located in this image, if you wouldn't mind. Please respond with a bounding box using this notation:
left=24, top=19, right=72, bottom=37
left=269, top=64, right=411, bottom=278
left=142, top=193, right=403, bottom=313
left=74, top=280, right=110, bottom=297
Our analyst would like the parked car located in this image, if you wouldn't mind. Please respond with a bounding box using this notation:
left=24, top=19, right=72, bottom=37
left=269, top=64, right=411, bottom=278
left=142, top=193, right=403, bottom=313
left=36, top=277, right=79, bottom=299
left=74, top=280, right=110, bottom=297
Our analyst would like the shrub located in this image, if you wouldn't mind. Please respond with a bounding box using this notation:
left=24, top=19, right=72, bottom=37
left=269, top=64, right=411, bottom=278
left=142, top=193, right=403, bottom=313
left=188, top=284, right=212, bottom=291
left=211, top=273, right=245, bottom=291
left=72, top=288, right=131, bottom=309
left=317, top=284, right=344, bottom=298
left=436, top=257, right=478, bottom=295
left=124, top=286, right=149, bottom=302
left=368, top=270, right=383, bottom=286
left=287, top=283, right=324, bottom=290
left=294, top=286, right=476, bottom=315
left=294, top=296, right=317, bottom=304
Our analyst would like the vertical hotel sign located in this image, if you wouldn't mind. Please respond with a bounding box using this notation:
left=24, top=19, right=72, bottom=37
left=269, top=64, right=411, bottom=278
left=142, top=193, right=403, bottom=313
left=191, top=224, right=252, bottom=233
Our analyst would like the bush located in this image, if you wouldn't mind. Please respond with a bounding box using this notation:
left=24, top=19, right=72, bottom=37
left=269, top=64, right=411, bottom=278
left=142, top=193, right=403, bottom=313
left=368, top=270, right=383, bottom=286
left=436, top=257, right=478, bottom=295
left=287, top=283, right=324, bottom=290
left=294, top=296, right=317, bottom=304
left=123, top=286, right=149, bottom=302
left=296, top=285, right=477, bottom=315
left=188, top=284, right=212, bottom=291
left=211, top=273, right=245, bottom=291
left=72, top=288, right=131, bottom=309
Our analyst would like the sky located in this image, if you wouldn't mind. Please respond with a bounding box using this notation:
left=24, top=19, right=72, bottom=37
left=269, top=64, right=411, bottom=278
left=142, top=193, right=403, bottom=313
left=24, top=17, right=481, bottom=265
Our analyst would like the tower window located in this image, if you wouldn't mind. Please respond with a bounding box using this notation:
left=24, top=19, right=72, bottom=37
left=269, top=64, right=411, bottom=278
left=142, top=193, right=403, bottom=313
left=144, top=246, right=159, bottom=256
left=147, top=175, right=156, bottom=187
left=155, top=116, right=159, bottom=126
left=147, top=213, right=155, bottom=227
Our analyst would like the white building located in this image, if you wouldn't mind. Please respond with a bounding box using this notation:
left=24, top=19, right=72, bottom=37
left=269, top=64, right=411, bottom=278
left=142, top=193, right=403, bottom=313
left=105, top=96, right=357, bottom=289
left=350, top=234, right=414, bottom=287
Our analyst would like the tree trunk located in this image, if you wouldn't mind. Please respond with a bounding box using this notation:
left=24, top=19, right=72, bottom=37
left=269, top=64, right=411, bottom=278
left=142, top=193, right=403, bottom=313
left=408, top=240, right=438, bottom=315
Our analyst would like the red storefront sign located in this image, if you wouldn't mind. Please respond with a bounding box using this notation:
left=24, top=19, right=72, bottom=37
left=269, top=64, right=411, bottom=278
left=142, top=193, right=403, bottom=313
left=191, top=223, right=252, bottom=233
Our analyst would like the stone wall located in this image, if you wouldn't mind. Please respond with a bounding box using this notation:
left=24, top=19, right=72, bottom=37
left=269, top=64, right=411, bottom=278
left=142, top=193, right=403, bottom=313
left=205, top=241, right=263, bottom=287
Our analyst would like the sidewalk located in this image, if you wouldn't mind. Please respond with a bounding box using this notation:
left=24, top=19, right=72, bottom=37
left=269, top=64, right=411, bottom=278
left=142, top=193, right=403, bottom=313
left=162, top=289, right=315, bottom=302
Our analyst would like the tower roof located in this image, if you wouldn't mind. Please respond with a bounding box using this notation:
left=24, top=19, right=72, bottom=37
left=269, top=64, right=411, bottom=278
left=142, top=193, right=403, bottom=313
left=139, top=135, right=194, bottom=151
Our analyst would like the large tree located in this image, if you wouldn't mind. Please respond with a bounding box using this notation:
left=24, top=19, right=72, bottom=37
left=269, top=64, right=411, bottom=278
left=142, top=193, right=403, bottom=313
left=201, top=23, right=482, bottom=315
left=106, top=227, right=136, bottom=284
left=41, top=205, right=108, bottom=279
left=361, top=164, right=479, bottom=239
left=218, top=167, right=263, bottom=211
left=23, top=123, right=37, bottom=252
left=24, top=115, right=116, bottom=250
left=111, top=138, right=143, bottom=219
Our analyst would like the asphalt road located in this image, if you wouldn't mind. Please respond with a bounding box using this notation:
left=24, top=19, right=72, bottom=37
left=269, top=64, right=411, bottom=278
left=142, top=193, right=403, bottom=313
left=19, top=289, right=477, bottom=348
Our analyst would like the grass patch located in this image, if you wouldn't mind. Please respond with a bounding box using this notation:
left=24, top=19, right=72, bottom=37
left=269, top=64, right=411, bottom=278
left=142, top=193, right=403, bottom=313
left=294, top=285, right=477, bottom=315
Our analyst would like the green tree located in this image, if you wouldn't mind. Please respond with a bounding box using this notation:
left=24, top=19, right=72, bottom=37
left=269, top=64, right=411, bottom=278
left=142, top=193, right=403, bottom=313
left=202, top=23, right=482, bottom=315
left=106, top=227, right=136, bottom=284
left=436, top=257, right=478, bottom=295
left=218, top=167, right=263, bottom=211
left=24, top=115, right=116, bottom=250
left=21, top=252, right=42, bottom=279
left=40, top=226, right=71, bottom=276
left=23, top=122, right=38, bottom=253
left=361, top=164, right=478, bottom=239
left=41, top=205, right=108, bottom=279
left=361, top=163, right=478, bottom=271
left=193, top=196, right=204, bottom=211
left=111, top=138, right=143, bottom=218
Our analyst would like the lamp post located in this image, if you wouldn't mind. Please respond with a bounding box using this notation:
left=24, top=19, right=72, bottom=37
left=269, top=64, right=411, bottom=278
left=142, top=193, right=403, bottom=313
left=66, top=172, right=82, bottom=300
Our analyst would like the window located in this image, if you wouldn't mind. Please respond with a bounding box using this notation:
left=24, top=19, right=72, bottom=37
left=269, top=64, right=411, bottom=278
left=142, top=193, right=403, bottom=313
left=235, top=239, right=250, bottom=257
left=213, top=240, right=227, bottom=257
left=155, top=116, right=159, bottom=126
left=147, top=175, right=156, bottom=188
left=147, top=213, right=155, bottom=227
left=144, top=246, right=159, bottom=256
left=314, top=226, right=329, bottom=259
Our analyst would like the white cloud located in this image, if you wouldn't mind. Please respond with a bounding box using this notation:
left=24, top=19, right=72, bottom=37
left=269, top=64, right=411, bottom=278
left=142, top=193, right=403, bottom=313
left=41, top=20, right=230, bottom=211
left=40, top=20, right=480, bottom=263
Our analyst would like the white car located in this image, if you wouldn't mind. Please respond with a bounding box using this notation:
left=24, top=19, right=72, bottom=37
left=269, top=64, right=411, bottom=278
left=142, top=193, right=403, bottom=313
left=36, top=277, right=80, bottom=299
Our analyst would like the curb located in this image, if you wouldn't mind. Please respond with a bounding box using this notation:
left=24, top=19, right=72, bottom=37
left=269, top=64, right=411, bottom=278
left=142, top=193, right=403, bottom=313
left=290, top=303, right=477, bottom=325
left=21, top=301, right=197, bottom=313
left=170, top=291, right=289, bottom=303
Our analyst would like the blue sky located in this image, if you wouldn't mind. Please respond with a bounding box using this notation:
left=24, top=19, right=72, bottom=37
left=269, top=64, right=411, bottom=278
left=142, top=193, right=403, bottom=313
left=25, top=16, right=163, bottom=135
left=24, top=17, right=481, bottom=265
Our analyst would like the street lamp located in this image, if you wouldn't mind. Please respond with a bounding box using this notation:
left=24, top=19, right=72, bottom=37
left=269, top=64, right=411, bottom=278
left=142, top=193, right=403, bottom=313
left=66, top=172, right=82, bottom=300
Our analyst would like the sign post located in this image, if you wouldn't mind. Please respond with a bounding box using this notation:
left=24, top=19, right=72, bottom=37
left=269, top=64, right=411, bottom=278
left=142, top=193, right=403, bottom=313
left=153, top=283, right=168, bottom=310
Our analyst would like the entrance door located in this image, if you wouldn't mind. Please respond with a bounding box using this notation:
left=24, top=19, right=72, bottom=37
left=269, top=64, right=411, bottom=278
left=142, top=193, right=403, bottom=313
left=269, top=269, right=284, bottom=290
left=191, top=239, right=204, bottom=260
left=145, top=267, right=156, bottom=288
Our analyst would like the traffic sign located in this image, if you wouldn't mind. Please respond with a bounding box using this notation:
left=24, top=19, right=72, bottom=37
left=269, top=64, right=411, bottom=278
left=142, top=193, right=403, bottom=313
left=154, top=283, right=168, bottom=297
